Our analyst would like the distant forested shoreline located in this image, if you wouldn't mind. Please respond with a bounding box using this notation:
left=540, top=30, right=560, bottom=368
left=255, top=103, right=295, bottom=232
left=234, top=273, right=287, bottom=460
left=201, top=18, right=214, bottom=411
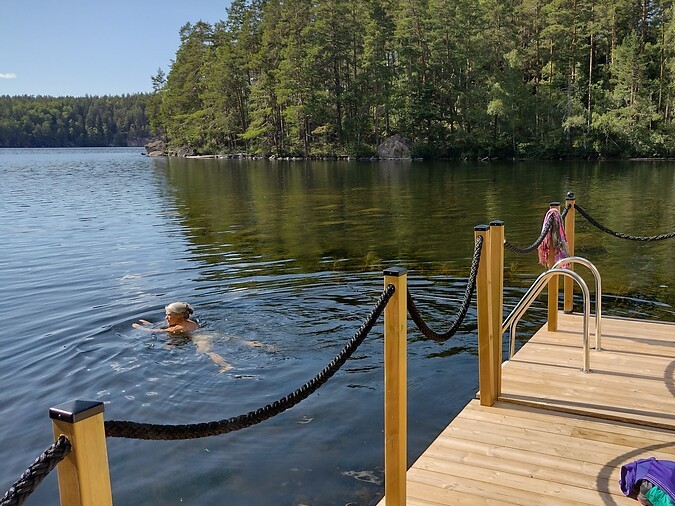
left=3, top=0, right=675, bottom=159
left=0, top=95, right=152, bottom=148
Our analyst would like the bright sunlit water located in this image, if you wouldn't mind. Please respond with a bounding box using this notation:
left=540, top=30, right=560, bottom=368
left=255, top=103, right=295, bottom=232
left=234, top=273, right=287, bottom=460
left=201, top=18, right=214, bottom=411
left=1, top=148, right=673, bottom=505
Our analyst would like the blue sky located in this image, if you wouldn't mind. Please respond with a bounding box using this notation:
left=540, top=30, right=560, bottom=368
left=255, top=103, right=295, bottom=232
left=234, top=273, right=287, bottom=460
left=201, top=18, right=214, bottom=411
left=0, top=1, right=231, bottom=97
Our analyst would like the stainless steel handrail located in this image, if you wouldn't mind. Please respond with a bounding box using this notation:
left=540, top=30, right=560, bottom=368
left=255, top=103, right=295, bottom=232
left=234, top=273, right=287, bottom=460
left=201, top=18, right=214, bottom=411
left=551, top=256, right=602, bottom=351
left=502, top=268, right=592, bottom=372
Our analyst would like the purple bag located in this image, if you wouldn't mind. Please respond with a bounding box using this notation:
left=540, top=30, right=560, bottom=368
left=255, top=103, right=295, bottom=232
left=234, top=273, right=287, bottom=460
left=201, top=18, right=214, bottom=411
left=620, top=458, right=675, bottom=501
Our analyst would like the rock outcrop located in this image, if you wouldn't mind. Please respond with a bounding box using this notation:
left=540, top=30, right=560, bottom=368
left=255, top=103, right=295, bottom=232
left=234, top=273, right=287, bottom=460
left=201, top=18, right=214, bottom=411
left=144, top=139, right=167, bottom=157
left=377, top=134, right=412, bottom=160
left=168, top=146, right=195, bottom=157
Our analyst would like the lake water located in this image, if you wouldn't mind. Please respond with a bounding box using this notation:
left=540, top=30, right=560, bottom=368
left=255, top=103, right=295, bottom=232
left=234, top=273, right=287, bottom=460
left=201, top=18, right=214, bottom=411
left=1, top=148, right=673, bottom=505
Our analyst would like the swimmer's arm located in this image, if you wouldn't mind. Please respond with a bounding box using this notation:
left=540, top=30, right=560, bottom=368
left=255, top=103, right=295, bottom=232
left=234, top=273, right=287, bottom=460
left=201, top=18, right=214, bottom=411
left=132, top=321, right=175, bottom=333
left=132, top=319, right=155, bottom=330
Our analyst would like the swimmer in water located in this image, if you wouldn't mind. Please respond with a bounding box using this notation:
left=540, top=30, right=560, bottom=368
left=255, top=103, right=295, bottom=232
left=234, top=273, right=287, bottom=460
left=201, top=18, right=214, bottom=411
left=133, top=302, right=198, bottom=335
left=133, top=302, right=232, bottom=372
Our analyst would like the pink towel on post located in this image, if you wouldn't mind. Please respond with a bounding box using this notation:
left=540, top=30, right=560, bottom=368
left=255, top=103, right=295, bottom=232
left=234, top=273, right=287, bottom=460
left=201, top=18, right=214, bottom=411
left=537, top=208, right=569, bottom=268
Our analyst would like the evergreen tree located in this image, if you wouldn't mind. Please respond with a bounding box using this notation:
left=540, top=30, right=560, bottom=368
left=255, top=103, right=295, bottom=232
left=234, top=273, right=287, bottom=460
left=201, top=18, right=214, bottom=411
left=362, top=0, right=396, bottom=148
left=275, top=0, right=317, bottom=156
left=241, top=0, right=284, bottom=155
left=161, top=21, right=215, bottom=152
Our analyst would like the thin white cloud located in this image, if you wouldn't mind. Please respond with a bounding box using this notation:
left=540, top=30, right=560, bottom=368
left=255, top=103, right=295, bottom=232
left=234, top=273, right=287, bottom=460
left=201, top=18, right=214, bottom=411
left=0, top=73, right=17, bottom=79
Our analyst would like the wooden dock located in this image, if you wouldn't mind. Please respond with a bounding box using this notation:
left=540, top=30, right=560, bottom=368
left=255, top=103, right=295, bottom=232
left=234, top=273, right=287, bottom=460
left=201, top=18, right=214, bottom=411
left=377, top=312, right=675, bottom=505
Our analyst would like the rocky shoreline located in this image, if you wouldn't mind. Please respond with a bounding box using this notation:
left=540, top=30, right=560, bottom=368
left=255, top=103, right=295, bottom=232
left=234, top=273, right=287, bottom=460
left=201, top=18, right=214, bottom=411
left=145, top=136, right=674, bottom=162
left=143, top=135, right=416, bottom=161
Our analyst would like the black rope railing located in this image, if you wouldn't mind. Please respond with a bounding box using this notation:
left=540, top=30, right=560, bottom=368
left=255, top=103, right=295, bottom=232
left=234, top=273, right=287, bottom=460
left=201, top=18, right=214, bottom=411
left=407, top=236, right=483, bottom=342
left=1, top=436, right=71, bottom=506
left=504, top=213, right=552, bottom=254
left=575, top=204, right=675, bottom=241
left=504, top=204, right=571, bottom=254
left=561, top=204, right=570, bottom=219
left=105, top=285, right=396, bottom=440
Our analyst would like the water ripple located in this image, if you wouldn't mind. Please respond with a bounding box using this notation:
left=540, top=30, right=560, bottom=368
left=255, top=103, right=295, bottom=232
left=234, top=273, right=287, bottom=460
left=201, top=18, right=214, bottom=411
left=1, top=149, right=672, bottom=506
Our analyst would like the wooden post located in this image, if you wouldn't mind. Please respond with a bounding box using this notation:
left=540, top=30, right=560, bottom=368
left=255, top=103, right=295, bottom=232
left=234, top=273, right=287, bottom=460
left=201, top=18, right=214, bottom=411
left=383, top=267, right=407, bottom=506
left=547, top=202, right=560, bottom=331
left=489, top=221, right=504, bottom=399
left=50, top=400, right=113, bottom=506
left=563, top=192, right=576, bottom=313
left=475, top=225, right=495, bottom=406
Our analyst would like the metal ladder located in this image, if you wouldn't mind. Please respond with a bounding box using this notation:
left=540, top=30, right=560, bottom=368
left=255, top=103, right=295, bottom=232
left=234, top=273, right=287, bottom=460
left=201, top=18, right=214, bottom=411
left=502, top=256, right=602, bottom=372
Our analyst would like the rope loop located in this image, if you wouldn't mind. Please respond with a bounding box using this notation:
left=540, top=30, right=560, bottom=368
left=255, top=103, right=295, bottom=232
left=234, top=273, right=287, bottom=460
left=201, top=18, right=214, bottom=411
left=504, top=204, right=571, bottom=254
left=561, top=204, right=570, bottom=219
left=407, top=235, right=483, bottom=342
left=104, top=284, right=395, bottom=440
left=504, top=213, right=553, bottom=254
left=1, top=435, right=71, bottom=506
left=575, top=204, right=675, bottom=241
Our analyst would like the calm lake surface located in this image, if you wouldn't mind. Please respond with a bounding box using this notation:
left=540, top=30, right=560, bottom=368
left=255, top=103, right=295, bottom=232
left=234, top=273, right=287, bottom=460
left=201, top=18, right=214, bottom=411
left=1, top=148, right=673, bottom=505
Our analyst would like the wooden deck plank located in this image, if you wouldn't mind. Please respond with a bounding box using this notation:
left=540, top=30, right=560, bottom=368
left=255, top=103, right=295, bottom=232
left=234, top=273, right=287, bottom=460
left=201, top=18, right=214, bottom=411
left=421, top=441, right=616, bottom=492
left=460, top=402, right=675, bottom=444
left=376, top=314, right=675, bottom=505
left=423, top=432, right=619, bottom=488
left=501, top=314, right=675, bottom=430
left=407, top=466, right=596, bottom=505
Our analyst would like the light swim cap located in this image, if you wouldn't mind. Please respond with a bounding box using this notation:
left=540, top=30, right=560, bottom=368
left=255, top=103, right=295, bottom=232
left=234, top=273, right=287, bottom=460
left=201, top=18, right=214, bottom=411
left=165, top=302, right=194, bottom=318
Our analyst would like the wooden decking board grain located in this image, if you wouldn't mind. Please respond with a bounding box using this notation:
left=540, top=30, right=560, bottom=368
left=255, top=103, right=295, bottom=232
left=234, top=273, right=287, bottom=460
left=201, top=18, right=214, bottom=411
left=376, top=313, right=675, bottom=505
left=500, top=314, right=675, bottom=430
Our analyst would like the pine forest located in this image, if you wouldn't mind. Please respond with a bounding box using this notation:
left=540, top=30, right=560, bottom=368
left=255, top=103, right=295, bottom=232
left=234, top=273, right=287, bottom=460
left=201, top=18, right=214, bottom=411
left=3, top=0, right=675, bottom=159
left=0, top=95, right=152, bottom=148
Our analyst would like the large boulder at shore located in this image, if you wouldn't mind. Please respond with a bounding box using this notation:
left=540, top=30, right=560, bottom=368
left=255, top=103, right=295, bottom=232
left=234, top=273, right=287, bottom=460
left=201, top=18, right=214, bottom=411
left=144, top=139, right=166, bottom=156
left=168, top=146, right=195, bottom=157
left=377, top=134, right=412, bottom=160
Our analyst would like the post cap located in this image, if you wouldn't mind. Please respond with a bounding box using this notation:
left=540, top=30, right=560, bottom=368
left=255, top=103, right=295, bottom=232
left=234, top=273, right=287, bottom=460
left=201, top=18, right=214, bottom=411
left=50, top=400, right=104, bottom=423
left=474, top=224, right=489, bottom=231
left=383, top=267, right=407, bottom=277
left=566, top=191, right=575, bottom=200
left=549, top=201, right=560, bottom=207
left=489, top=220, right=504, bottom=227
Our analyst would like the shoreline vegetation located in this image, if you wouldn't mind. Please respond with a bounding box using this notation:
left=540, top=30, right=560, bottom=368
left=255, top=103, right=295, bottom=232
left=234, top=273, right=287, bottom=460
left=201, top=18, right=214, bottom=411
left=3, top=0, right=675, bottom=160
left=143, top=152, right=675, bottom=162
left=147, top=0, right=675, bottom=161
left=142, top=138, right=675, bottom=161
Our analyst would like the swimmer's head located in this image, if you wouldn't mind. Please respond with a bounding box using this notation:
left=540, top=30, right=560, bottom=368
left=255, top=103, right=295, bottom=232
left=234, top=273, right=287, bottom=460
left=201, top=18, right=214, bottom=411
left=165, top=302, right=194, bottom=319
